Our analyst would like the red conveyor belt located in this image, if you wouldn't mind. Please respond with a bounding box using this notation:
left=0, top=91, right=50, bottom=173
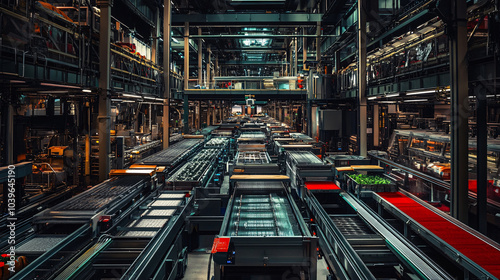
left=305, top=181, right=341, bottom=191
left=378, top=192, right=500, bottom=278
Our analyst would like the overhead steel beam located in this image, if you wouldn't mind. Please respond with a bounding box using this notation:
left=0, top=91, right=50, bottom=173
left=212, top=48, right=286, bottom=52
left=171, top=13, right=323, bottom=25
left=218, top=60, right=288, bottom=65
left=188, top=34, right=336, bottom=39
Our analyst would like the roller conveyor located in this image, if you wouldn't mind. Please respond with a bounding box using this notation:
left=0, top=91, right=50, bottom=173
left=285, top=150, right=333, bottom=191
left=205, top=137, right=230, bottom=148
left=302, top=184, right=453, bottom=280
left=140, top=138, right=204, bottom=166
left=167, top=148, right=221, bottom=188
left=374, top=191, right=500, bottom=279
left=237, top=132, right=267, bottom=142
left=34, top=175, right=149, bottom=224
left=235, top=151, right=270, bottom=164
left=212, top=179, right=318, bottom=280
left=287, top=150, right=323, bottom=165
left=44, top=191, right=191, bottom=280
left=232, top=151, right=280, bottom=174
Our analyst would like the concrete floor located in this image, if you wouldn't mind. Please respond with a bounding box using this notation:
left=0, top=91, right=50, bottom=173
left=182, top=251, right=331, bottom=280
left=183, top=252, right=214, bottom=280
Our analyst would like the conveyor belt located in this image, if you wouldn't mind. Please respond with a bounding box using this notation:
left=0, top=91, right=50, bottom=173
left=205, top=137, right=230, bottom=148
left=376, top=192, right=500, bottom=278
left=235, top=181, right=284, bottom=191
left=140, top=139, right=203, bottom=166
left=16, top=236, right=67, bottom=253
left=288, top=150, right=323, bottom=165
left=305, top=181, right=341, bottom=191
left=167, top=148, right=220, bottom=187
left=213, top=178, right=317, bottom=280
left=304, top=188, right=453, bottom=279
left=51, top=175, right=146, bottom=212
left=236, top=151, right=270, bottom=164
left=237, top=132, right=266, bottom=142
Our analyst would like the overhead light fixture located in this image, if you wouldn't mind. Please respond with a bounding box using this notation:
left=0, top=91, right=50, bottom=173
left=122, top=100, right=136, bottom=103
left=404, top=99, right=428, bottom=102
left=367, top=96, right=378, bottom=100
left=385, top=93, right=399, bottom=98
left=111, top=99, right=123, bottom=102
left=40, top=82, right=80, bottom=89
left=37, top=90, right=69, bottom=94
left=379, top=101, right=397, bottom=103
left=143, top=96, right=156, bottom=100
left=406, top=89, right=435, bottom=96
left=82, top=89, right=92, bottom=93
left=122, top=93, right=142, bottom=99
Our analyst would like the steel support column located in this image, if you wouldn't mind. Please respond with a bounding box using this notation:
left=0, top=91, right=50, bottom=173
left=307, top=101, right=311, bottom=136
left=198, top=28, right=202, bottom=86
left=215, top=54, right=219, bottom=77
left=163, top=0, right=172, bottom=149
left=196, top=101, right=200, bottom=129
left=316, top=22, right=321, bottom=63
left=6, top=104, right=13, bottom=165
left=373, top=104, right=379, bottom=148
left=184, top=22, right=189, bottom=90
left=302, top=29, right=307, bottom=72
left=476, top=87, right=487, bottom=234
left=294, top=34, right=298, bottom=76
left=357, top=0, right=367, bottom=157
left=98, top=0, right=112, bottom=181
left=183, top=95, right=189, bottom=134
left=152, top=8, right=159, bottom=64
left=207, top=46, right=211, bottom=88
left=450, top=0, right=469, bottom=223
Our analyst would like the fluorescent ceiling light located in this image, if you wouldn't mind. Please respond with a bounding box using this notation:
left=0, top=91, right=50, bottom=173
left=406, top=89, right=435, bottom=96
left=82, top=89, right=92, bottom=93
left=111, top=99, right=123, bottom=102
left=385, top=93, right=399, bottom=98
left=404, top=99, right=428, bottom=102
left=122, top=100, right=136, bottom=103
left=40, top=82, right=80, bottom=89
left=143, top=96, right=156, bottom=100
left=367, top=96, right=378, bottom=100
left=122, top=93, right=142, bottom=98
left=379, top=101, right=397, bottom=103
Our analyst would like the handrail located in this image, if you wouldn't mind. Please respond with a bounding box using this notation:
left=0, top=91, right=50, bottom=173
left=369, top=153, right=451, bottom=190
